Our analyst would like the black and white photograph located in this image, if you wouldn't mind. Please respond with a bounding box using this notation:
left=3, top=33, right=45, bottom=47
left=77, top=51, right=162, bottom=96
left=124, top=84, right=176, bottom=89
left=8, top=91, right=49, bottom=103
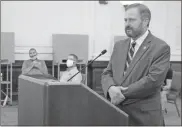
left=0, top=1, right=181, bottom=126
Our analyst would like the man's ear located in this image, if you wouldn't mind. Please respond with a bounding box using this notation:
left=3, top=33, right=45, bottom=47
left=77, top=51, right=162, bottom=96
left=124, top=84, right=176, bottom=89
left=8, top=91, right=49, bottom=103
left=73, top=61, right=76, bottom=65
left=143, top=18, right=149, bottom=27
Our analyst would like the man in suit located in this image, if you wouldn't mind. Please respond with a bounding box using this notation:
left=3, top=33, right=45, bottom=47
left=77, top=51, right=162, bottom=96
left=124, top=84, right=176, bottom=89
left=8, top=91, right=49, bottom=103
left=22, top=48, right=48, bottom=75
left=101, top=3, right=170, bottom=126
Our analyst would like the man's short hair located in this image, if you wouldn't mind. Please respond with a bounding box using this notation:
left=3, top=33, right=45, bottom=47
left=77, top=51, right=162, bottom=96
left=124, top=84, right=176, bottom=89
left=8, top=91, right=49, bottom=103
left=125, top=3, right=151, bottom=27
left=69, top=54, right=78, bottom=62
left=29, top=48, right=37, bottom=53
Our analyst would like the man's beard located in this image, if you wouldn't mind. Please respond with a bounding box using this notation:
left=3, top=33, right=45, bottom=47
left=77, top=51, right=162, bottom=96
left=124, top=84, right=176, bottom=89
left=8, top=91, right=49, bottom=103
left=125, top=26, right=135, bottom=37
left=125, top=28, right=142, bottom=39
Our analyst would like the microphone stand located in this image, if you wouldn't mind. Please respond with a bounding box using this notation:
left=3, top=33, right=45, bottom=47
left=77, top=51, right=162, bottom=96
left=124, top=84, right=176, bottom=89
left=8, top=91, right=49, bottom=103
left=67, top=54, right=103, bottom=82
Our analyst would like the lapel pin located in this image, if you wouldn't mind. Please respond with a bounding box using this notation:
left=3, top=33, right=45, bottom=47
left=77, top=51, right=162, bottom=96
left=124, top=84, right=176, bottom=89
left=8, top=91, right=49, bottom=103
left=143, top=46, right=146, bottom=50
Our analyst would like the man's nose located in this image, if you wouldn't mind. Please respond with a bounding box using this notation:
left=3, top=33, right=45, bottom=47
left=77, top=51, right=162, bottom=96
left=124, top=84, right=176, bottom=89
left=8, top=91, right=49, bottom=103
left=125, top=21, right=131, bottom=27
left=125, top=22, right=130, bottom=28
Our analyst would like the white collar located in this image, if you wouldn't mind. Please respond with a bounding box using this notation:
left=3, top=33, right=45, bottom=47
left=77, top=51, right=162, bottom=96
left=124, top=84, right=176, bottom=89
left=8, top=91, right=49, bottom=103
left=131, top=30, right=149, bottom=46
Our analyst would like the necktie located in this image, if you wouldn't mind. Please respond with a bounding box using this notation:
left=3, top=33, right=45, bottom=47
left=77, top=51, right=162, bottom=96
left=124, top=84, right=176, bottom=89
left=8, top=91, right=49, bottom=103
left=124, top=41, right=136, bottom=75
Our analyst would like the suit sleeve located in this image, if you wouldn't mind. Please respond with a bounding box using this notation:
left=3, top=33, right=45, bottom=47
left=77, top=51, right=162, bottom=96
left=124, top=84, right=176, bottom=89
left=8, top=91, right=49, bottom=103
left=101, top=44, right=117, bottom=99
left=122, top=45, right=170, bottom=99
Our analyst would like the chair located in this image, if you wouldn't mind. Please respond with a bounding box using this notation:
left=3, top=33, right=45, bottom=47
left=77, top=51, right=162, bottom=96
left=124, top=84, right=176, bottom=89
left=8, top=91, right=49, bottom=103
left=81, top=74, right=86, bottom=84
left=166, top=71, right=181, bottom=117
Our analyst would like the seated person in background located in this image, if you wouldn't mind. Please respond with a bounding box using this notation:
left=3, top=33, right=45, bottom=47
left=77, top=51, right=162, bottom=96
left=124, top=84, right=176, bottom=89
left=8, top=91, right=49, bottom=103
left=21, top=48, right=48, bottom=75
left=161, top=63, right=173, bottom=112
left=60, top=54, right=82, bottom=83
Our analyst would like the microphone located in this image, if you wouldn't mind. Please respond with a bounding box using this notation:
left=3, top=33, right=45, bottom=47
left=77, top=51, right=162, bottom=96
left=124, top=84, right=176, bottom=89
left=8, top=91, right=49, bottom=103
left=67, top=49, right=107, bottom=82
left=101, top=49, right=107, bottom=55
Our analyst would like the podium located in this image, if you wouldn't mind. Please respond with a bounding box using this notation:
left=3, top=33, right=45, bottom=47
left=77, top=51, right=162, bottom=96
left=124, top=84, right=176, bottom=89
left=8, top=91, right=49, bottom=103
left=18, top=75, right=128, bottom=126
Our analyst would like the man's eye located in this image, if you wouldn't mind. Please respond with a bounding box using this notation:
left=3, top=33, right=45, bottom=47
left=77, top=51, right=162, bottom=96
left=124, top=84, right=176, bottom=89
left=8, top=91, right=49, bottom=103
left=129, top=19, right=135, bottom=22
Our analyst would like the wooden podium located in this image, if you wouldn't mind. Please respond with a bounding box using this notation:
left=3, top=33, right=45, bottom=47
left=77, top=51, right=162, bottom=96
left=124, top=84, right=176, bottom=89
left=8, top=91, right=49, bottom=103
left=18, top=75, right=128, bottom=126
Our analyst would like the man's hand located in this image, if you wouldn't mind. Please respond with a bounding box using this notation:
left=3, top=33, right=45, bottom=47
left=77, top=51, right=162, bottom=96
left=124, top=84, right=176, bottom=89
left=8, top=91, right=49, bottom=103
left=33, top=61, right=41, bottom=68
left=108, top=86, right=128, bottom=105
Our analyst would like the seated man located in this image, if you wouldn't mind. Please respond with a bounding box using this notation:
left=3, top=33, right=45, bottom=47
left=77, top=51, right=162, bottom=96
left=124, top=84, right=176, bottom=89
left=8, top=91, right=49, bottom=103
left=21, top=48, right=48, bottom=75
left=60, top=54, right=82, bottom=83
left=161, top=63, right=173, bottom=112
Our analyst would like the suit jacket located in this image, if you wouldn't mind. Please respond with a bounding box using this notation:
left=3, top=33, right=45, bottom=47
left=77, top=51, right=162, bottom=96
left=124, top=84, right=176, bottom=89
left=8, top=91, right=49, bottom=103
left=101, top=32, right=170, bottom=126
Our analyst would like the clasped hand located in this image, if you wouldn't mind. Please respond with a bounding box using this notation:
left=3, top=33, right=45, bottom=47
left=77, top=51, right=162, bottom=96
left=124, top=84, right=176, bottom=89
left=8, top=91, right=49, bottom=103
left=108, top=86, right=128, bottom=105
left=33, top=61, right=41, bottom=68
